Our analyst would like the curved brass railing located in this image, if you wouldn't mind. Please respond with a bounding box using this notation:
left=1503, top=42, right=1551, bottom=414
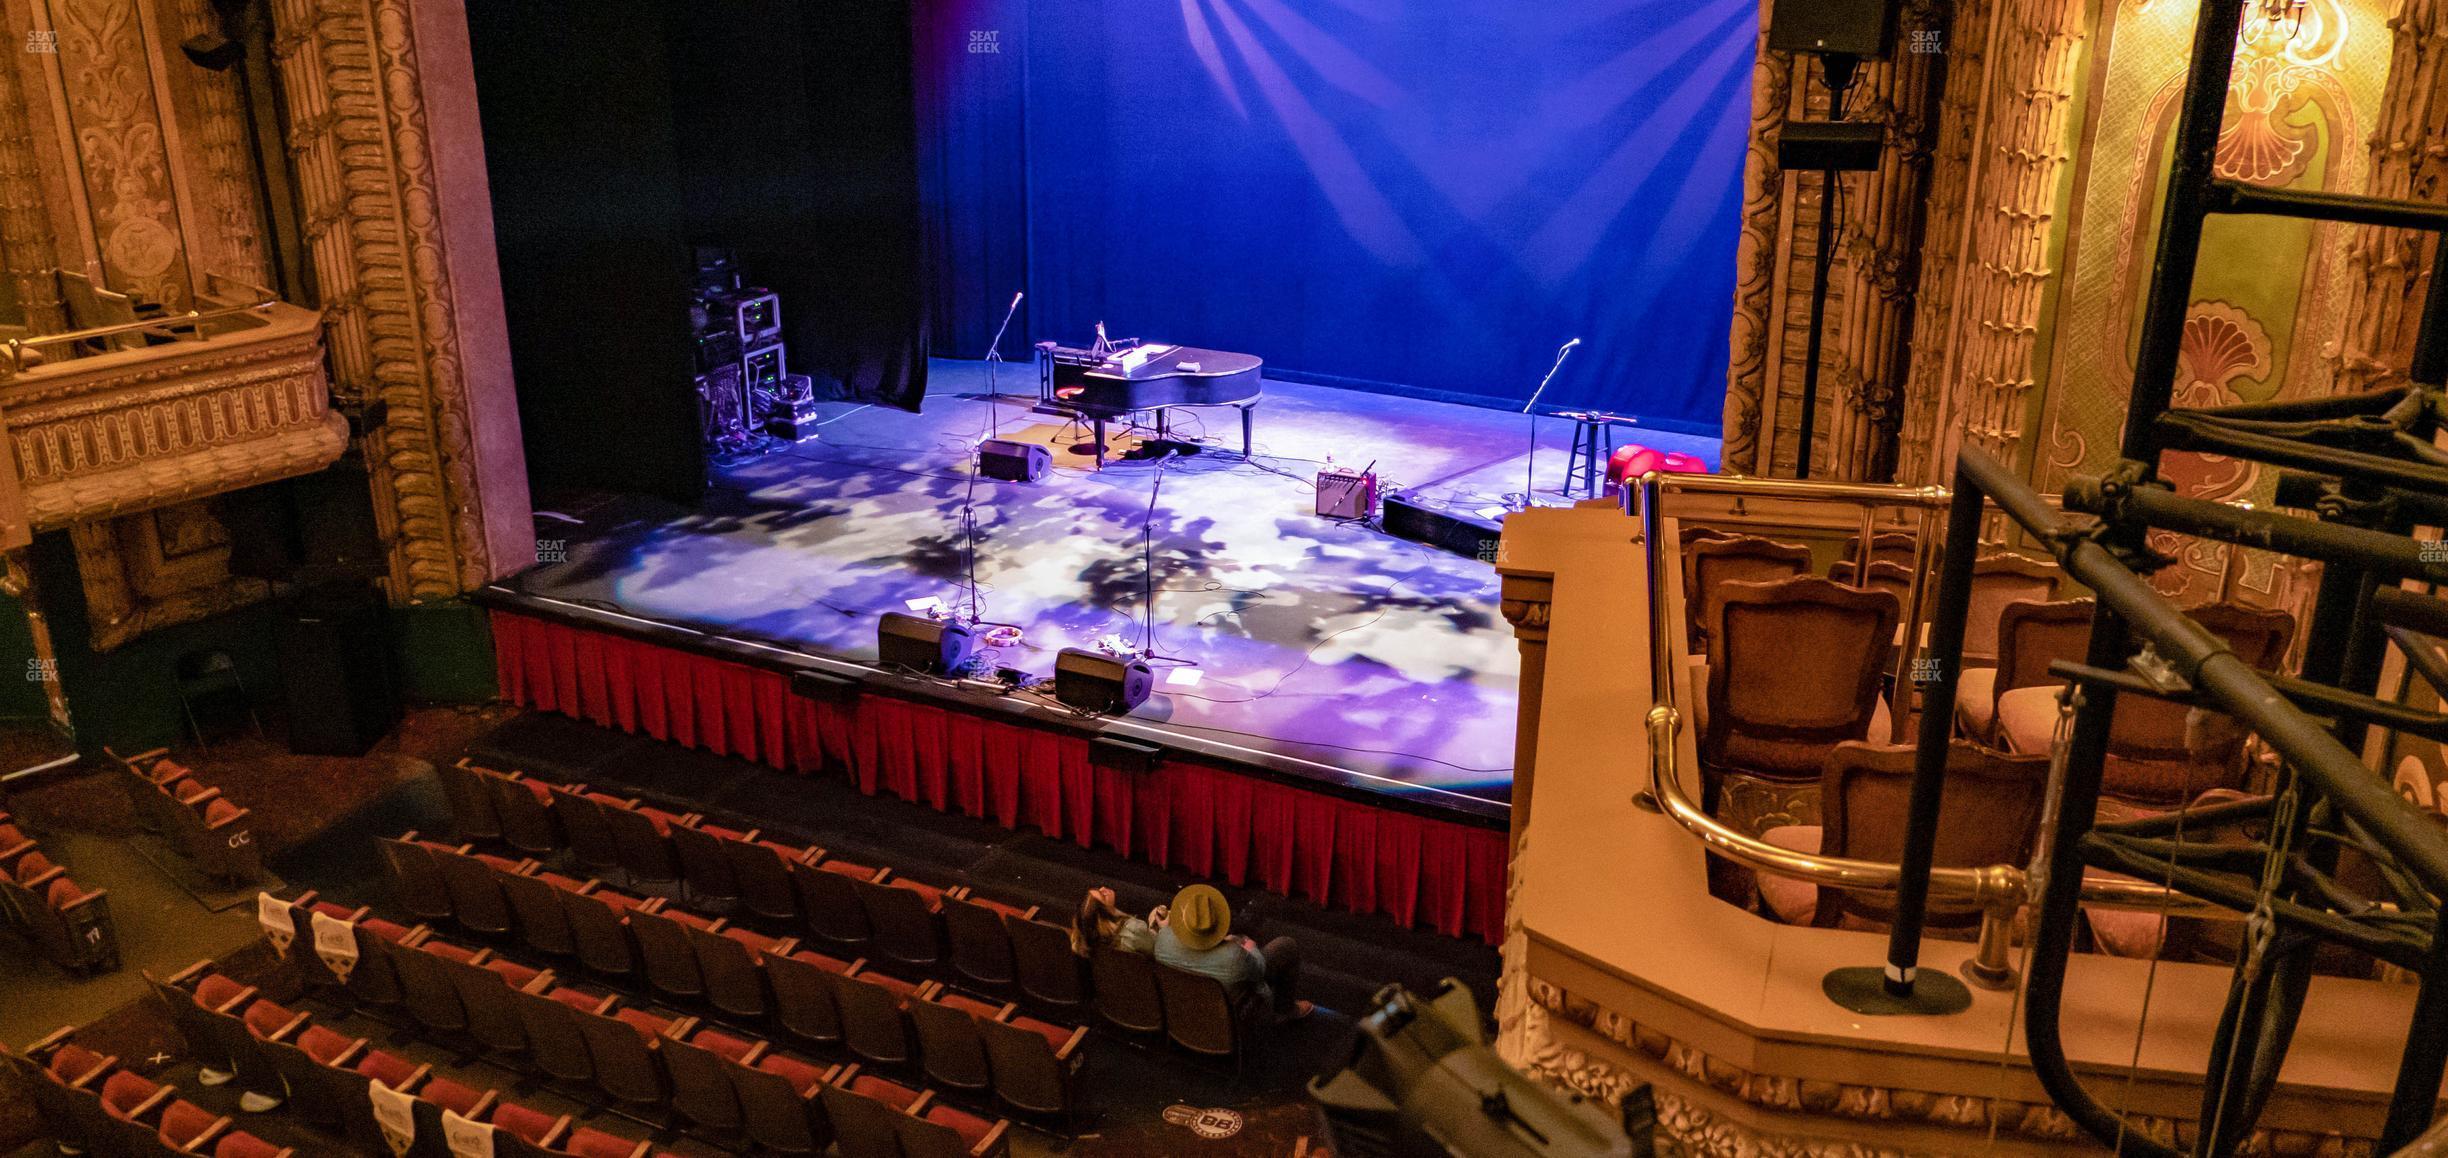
left=2, top=294, right=281, bottom=372
left=1632, top=471, right=2231, bottom=990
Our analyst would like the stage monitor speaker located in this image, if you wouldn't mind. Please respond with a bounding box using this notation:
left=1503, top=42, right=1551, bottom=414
left=1090, top=736, right=1164, bottom=773
left=278, top=583, right=400, bottom=757
left=879, top=612, right=976, bottom=675
left=979, top=439, right=1050, bottom=483
left=790, top=668, right=860, bottom=704
left=1054, top=648, right=1154, bottom=716
left=1776, top=122, right=1885, bottom=172
left=1767, top=0, right=1895, bottom=57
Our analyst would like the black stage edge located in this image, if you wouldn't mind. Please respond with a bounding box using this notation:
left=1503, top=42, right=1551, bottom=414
left=471, top=586, right=1510, bottom=829
left=1383, top=489, right=1503, bottom=561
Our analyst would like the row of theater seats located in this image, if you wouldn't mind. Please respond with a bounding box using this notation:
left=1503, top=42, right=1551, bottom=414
left=5, top=1030, right=295, bottom=1158
left=375, top=837, right=1088, bottom=1131
left=110, top=749, right=263, bottom=886
left=244, top=890, right=1022, bottom=1158
left=0, top=808, right=117, bottom=975
left=431, top=761, right=1285, bottom=1064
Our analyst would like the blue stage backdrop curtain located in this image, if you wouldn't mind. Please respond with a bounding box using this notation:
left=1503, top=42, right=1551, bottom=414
left=917, top=0, right=1756, bottom=431
left=915, top=0, right=1034, bottom=366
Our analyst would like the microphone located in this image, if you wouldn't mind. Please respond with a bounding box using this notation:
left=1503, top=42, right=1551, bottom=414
left=1562, top=337, right=1582, bottom=349
left=1010, top=291, right=1025, bottom=308
left=987, top=291, right=1024, bottom=360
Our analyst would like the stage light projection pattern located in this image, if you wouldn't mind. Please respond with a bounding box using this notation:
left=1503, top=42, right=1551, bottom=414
left=918, top=0, right=1758, bottom=430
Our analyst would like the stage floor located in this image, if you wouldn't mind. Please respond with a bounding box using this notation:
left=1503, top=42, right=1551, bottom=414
left=505, top=360, right=1718, bottom=806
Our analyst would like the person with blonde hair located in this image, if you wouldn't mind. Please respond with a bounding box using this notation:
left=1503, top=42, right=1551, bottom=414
left=1153, top=883, right=1312, bottom=1020
left=1070, top=885, right=1156, bottom=956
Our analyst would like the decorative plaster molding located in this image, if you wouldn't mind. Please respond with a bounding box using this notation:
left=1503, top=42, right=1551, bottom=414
left=272, top=0, right=497, bottom=600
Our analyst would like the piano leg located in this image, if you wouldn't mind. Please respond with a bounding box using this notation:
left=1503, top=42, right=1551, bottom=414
left=1094, top=416, right=1108, bottom=470
left=1240, top=404, right=1253, bottom=458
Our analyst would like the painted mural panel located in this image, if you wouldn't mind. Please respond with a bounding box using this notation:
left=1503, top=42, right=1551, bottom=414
left=2035, top=0, right=2383, bottom=608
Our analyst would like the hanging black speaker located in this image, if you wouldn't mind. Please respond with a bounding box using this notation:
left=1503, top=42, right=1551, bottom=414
left=1767, top=0, right=1896, bottom=58
left=278, top=582, right=400, bottom=757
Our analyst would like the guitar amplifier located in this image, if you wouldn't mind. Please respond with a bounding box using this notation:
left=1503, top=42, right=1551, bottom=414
left=1316, top=466, right=1379, bottom=520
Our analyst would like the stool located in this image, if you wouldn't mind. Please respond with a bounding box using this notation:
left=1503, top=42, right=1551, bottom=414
left=1559, top=411, right=1633, bottom=498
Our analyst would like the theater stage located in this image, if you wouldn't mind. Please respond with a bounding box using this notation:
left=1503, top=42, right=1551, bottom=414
left=486, top=359, right=1718, bottom=814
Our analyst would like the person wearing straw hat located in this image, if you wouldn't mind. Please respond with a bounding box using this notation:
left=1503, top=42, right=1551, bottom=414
left=1153, top=883, right=1313, bottom=1020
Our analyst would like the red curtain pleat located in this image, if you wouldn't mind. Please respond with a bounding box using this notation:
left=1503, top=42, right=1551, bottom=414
left=488, top=610, right=1507, bottom=943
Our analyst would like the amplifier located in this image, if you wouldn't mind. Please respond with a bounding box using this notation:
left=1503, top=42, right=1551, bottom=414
left=979, top=439, right=1051, bottom=482
left=1054, top=648, right=1154, bottom=716
left=1316, top=466, right=1379, bottom=520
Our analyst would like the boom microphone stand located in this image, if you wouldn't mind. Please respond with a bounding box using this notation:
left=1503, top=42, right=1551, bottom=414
left=1517, top=338, right=1581, bottom=509
left=984, top=290, right=1023, bottom=437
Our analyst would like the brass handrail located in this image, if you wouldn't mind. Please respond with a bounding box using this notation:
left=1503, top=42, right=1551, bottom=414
left=2, top=296, right=281, bottom=371
left=1631, top=472, right=2230, bottom=988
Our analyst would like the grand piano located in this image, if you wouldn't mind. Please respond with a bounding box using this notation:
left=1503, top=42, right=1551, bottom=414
left=1035, top=339, right=1262, bottom=467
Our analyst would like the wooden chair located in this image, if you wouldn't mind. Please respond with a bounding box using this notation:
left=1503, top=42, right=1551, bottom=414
left=428, top=844, right=522, bottom=938
left=899, top=1099, right=1013, bottom=1158
left=791, top=855, right=881, bottom=951
left=376, top=836, right=455, bottom=925
left=1154, top=960, right=1251, bottom=1074
left=436, top=758, right=508, bottom=843
left=768, top=947, right=857, bottom=1049
left=693, top=920, right=796, bottom=1021
left=1963, top=553, right=2063, bottom=663
left=1837, top=530, right=1919, bottom=572
left=978, top=1009, right=1089, bottom=1131
left=487, top=772, right=563, bottom=859
left=258, top=1023, right=366, bottom=1130
left=733, top=1049, right=838, bottom=1156
left=496, top=866, right=585, bottom=959
left=626, top=899, right=715, bottom=1003
left=22, top=1033, right=119, bottom=1155
left=561, top=882, right=647, bottom=983
left=834, top=964, right=922, bottom=1069
left=661, top=1021, right=757, bottom=1134
left=907, top=983, right=999, bottom=1095
left=485, top=1101, right=574, bottom=1158
left=390, top=932, right=473, bottom=1035
left=1756, top=741, right=2048, bottom=931
left=822, top=1068, right=925, bottom=1158
left=600, top=798, right=690, bottom=892
left=1992, top=601, right=2294, bottom=804
left=571, top=1001, right=676, bottom=1112
left=512, top=979, right=603, bottom=1085
left=1006, top=913, right=1089, bottom=1016
left=1957, top=598, right=2093, bottom=744
left=669, top=818, right=750, bottom=911
left=549, top=787, right=625, bottom=879
left=942, top=891, right=1036, bottom=991
left=1699, top=576, right=1900, bottom=810
left=725, top=834, right=813, bottom=925
left=1826, top=558, right=1912, bottom=607
left=1089, top=945, right=1163, bottom=1038
left=1683, top=535, right=1812, bottom=653
left=855, top=875, right=951, bottom=972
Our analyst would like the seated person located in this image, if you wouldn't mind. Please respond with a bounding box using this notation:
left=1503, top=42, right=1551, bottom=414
left=1070, top=886, right=1158, bottom=956
left=1152, top=884, right=1311, bottom=1020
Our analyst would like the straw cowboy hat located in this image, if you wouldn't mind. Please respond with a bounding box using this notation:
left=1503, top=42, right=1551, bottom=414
left=1168, top=884, right=1231, bottom=951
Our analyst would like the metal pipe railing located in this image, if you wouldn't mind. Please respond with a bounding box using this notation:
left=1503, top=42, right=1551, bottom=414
left=1635, top=471, right=2227, bottom=992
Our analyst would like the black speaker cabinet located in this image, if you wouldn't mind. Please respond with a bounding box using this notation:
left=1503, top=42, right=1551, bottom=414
left=1777, top=121, right=1885, bottom=172
left=978, top=439, right=1050, bottom=483
left=1053, top=648, right=1154, bottom=716
left=1767, top=0, right=1895, bottom=57
left=279, top=583, right=400, bottom=756
left=879, top=612, right=976, bottom=675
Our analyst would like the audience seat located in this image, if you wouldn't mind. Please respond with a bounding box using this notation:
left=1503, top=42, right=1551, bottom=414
left=908, top=983, right=1000, bottom=1094
left=1089, top=945, right=1164, bottom=1038
left=1005, top=913, right=1089, bottom=1016
left=662, top=1020, right=757, bottom=1133
left=669, top=817, right=751, bottom=910
left=768, top=947, right=857, bottom=1048
left=977, top=1009, right=1089, bottom=1129
left=835, top=963, right=923, bottom=1069
left=942, top=891, right=1038, bottom=991
left=792, top=856, right=883, bottom=950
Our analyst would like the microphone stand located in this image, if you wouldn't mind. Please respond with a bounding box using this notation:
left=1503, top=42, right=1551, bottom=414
left=983, top=291, right=1023, bottom=437
left=960, top=291, right=1024, bottom=627
left=1518, top=339, right=1580, bottom=509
